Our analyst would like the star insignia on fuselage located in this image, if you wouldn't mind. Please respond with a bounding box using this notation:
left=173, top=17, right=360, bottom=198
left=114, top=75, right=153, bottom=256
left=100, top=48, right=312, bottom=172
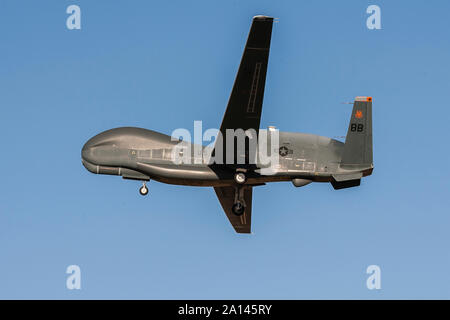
left=279, top=146, right=289, bottom=157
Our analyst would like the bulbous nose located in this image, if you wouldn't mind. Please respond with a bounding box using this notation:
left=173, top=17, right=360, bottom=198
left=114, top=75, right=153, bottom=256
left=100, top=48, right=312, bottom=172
left=81, top=127, right=128, bottom=170
left=81, top=139, right=95, bottom=164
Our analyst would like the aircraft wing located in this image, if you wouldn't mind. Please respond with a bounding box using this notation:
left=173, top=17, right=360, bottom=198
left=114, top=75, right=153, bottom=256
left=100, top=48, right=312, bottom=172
left=213, top=16, right=274, bottom=166
left=214, top=186, right=253, bottom=234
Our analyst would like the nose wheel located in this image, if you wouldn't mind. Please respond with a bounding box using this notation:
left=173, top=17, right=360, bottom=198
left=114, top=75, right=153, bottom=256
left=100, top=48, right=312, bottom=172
left=139, top=182, right=148, bottom=196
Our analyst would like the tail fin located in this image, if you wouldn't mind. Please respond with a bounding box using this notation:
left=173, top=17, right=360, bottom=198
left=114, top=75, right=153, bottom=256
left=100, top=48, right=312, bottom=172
left=340, top=96, right=373, bottom=168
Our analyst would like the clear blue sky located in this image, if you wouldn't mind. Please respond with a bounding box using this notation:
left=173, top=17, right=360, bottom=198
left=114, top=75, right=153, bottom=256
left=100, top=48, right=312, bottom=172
left=1, top=0, right=449, bottom=299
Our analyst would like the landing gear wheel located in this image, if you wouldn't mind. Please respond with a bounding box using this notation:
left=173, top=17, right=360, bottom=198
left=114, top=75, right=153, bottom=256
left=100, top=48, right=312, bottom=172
left=232, top=201, right=245, bottom=216
left=234, top=172, right=246, bottom=184
left=139, top=183, right=148, bottom=196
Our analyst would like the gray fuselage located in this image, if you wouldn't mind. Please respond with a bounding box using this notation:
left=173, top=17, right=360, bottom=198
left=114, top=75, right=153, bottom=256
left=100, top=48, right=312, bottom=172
left=81, top=127, right=362, bottom=187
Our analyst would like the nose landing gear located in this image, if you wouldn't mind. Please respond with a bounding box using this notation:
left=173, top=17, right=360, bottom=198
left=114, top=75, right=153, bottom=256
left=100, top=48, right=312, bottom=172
left=139, top=182, right=149, bottom=196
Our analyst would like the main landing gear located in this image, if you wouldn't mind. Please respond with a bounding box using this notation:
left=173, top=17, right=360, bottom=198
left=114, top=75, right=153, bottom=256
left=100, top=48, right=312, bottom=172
left=232, top=171, right=247, bottom=216
left=139, top=181, right=149, bottom=196
left=234, top=172, right=247, bottom=184
left=232, top=201, right=245, bottom=216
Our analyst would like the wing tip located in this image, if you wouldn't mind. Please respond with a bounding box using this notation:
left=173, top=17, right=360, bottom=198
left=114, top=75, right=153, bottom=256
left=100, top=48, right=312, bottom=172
left=253, top=15, right=274, bottom=21
left=234, top=229, right=252, bottom=234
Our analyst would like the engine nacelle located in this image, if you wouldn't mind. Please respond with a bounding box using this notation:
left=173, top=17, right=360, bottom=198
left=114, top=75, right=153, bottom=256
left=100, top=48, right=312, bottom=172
left=292, top=178, right=312, bottom=188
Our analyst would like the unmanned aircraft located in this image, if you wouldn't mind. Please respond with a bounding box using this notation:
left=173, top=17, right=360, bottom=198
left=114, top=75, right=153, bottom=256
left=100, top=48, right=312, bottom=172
left=82, top=16, right=373, bottom=233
